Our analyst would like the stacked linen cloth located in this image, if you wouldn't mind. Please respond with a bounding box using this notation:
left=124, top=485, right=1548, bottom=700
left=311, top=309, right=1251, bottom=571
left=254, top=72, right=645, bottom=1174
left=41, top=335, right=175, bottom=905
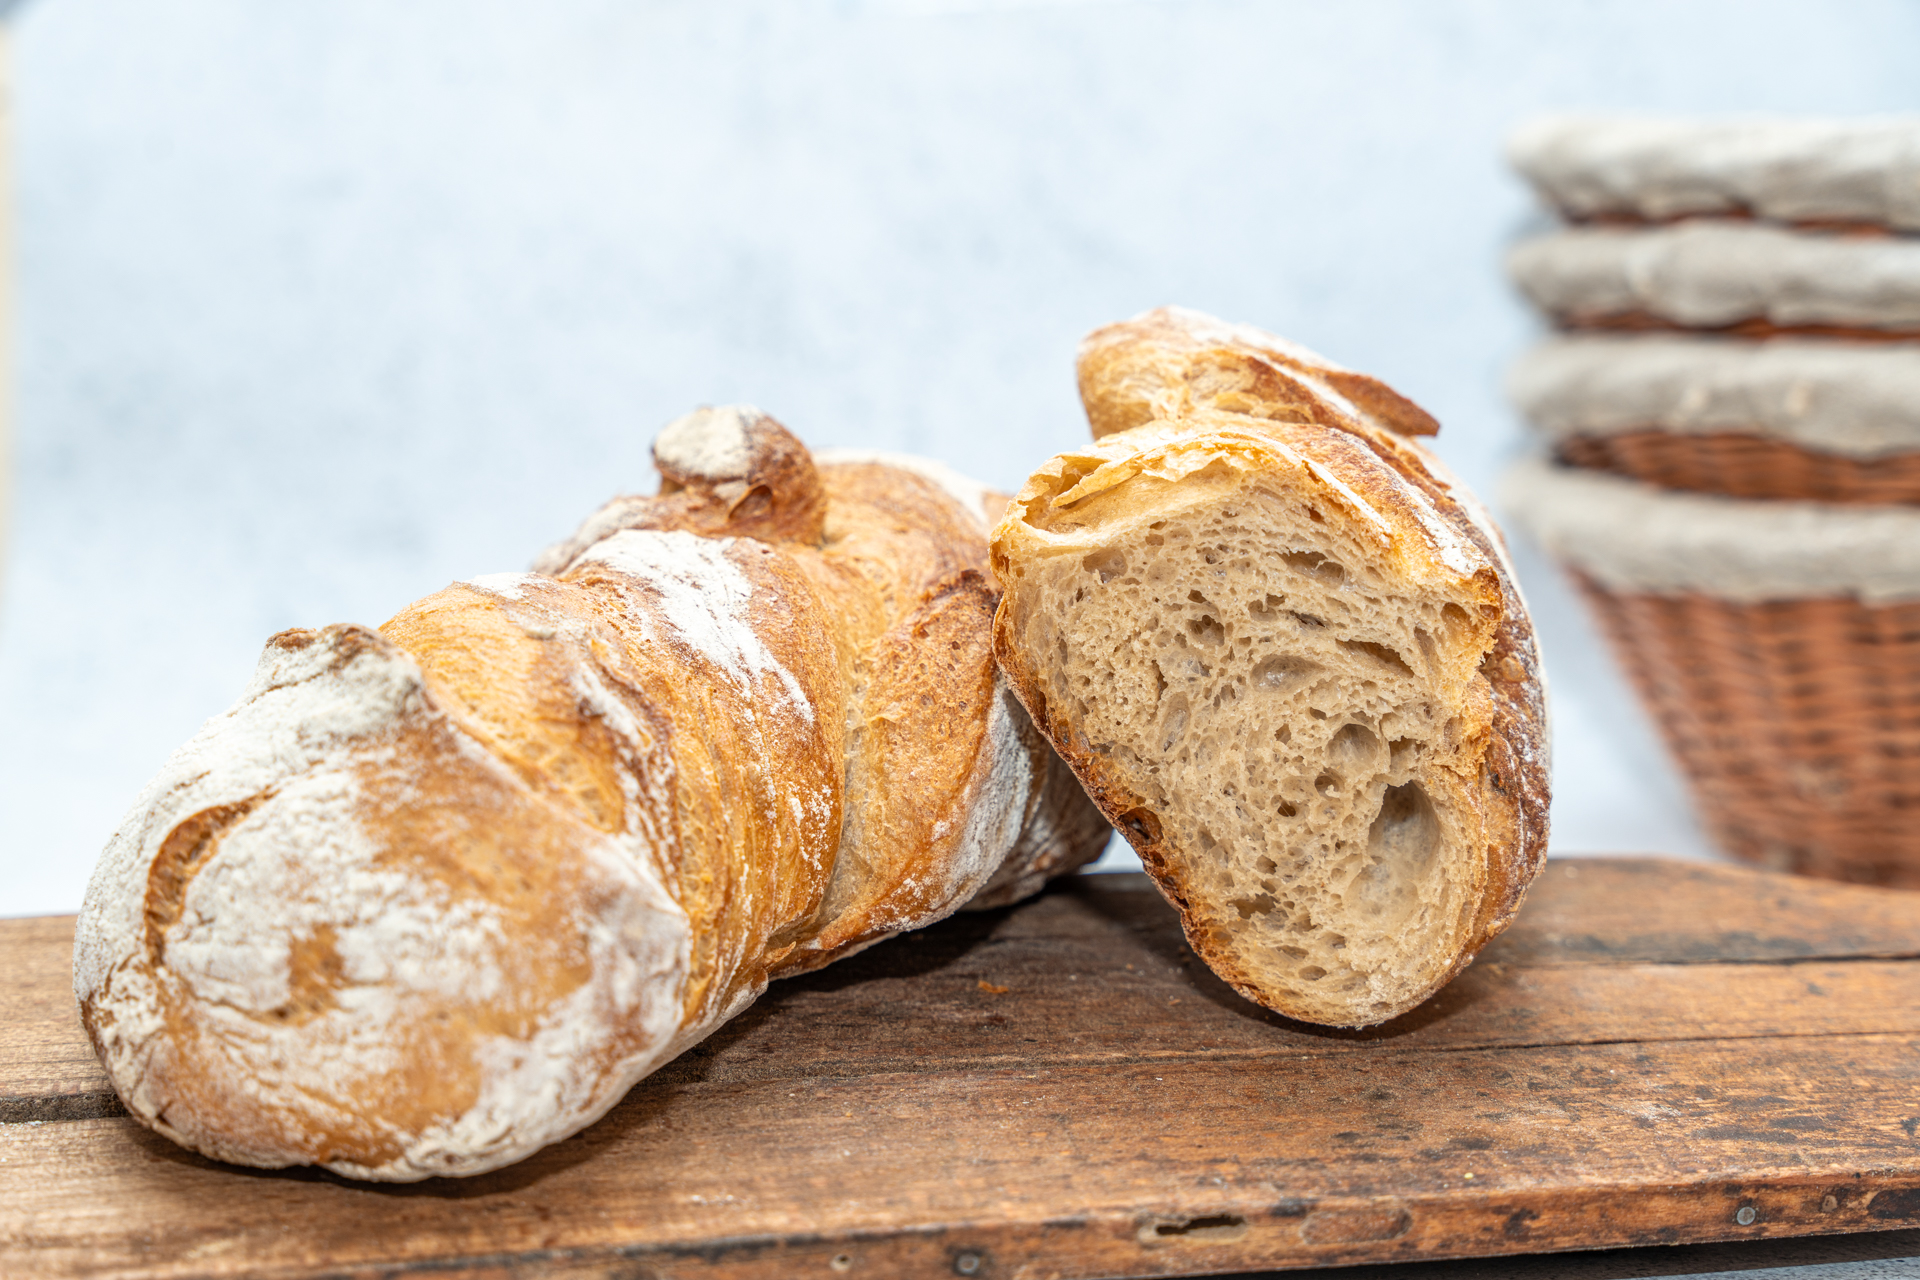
left=1500, top=116, right=1920, bottom=886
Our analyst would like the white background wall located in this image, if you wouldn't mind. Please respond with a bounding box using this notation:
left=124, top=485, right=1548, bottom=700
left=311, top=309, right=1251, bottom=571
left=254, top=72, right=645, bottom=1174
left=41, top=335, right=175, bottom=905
left=4, top=0, right=1919, bottom=916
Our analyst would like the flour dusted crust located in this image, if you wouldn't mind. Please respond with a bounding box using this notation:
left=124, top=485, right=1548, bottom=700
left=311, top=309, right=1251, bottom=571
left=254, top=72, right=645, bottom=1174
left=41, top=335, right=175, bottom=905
left=1507, top=223, right=1920, bottom=335
left=1509, top=116, right=1920, bottom=231
left=75, top=408, right=1108, bottom=1180
left=1509, top=334, right=1920, bottom=458
left=72, top=624, right=694, bottom=1180
left=991, top=309, right=1549, bottom=1027
left=1502, top=454, right=1920, bottom=604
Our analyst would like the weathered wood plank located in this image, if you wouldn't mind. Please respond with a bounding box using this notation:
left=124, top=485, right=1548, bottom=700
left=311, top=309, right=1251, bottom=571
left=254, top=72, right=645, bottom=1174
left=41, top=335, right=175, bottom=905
left=9, top=861, right=1920, bottom=1277
left=0, top=914, right=107, bottom=1106
left=1494, top=859, right=1920, bottom=966
left=14, top=952, right=1919, bottom=1112
left=8, top=1034, right=1920, bottom=1277
left=14, top=873, right=1920, bottom=1105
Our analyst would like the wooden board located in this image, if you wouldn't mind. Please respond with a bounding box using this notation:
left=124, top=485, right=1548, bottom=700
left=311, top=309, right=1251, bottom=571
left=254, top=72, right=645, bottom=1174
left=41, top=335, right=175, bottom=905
left=8, top=858, right=1920, bottom=1278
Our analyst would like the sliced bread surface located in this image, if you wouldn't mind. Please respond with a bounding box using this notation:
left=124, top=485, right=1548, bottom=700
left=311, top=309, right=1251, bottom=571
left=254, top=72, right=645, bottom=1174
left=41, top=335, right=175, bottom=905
left=992, top=311, right=1549, bottom=1027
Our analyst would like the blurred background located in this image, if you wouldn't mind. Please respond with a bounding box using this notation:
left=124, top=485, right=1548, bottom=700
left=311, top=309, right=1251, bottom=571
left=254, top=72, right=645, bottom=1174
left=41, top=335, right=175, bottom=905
left=3, top=0, right=1919, bottom=916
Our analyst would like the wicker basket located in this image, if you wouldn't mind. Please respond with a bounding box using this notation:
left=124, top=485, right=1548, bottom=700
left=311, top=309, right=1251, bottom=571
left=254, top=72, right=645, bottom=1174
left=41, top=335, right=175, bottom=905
left=1573, top=572, right=1920, bottom=885
left=1556, top=431, right=1920, bottom=505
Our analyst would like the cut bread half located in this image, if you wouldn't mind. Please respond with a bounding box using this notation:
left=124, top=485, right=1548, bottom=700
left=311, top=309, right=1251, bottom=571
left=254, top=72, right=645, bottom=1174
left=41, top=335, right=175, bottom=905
left=991, top=309, right=1550, bottom=1027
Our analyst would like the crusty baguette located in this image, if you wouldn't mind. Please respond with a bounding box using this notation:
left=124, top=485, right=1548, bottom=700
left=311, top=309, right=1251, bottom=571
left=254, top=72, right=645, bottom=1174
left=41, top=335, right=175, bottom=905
left=74, top=407, right=1108, bottom=1181
left=991, top=308, right=1550, bottom=1027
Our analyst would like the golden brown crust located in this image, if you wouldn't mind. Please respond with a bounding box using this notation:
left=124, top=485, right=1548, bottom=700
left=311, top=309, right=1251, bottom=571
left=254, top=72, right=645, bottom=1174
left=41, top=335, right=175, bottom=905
left=1077, top=305, right=1441, bottom=440
left=532, top=406, right=829, bottom=575
left=77, top=410, right=1108, bottom=1180
left=528, top=428, right=1109, bottom=976
left=79, top=622, right=695, bottom=1179
left=537, top=435, right=1112, bottom=974
left=994, top=309, right=1550, bottom=1026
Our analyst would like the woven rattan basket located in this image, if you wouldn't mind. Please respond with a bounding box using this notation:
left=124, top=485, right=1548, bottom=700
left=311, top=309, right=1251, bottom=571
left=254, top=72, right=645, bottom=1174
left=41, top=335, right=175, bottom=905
left=1556, top=431, right=1920, bottom=504
left=1573, top=571, right=1920, bottom=885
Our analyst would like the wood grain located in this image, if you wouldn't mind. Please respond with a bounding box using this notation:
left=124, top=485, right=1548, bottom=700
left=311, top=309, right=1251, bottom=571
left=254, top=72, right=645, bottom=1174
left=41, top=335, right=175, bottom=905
left=1493, top=858, right=1920, bottom=965
left=0, top=914, right=110, bottom=1113
left=7, top=858, right=1920, bottom=1278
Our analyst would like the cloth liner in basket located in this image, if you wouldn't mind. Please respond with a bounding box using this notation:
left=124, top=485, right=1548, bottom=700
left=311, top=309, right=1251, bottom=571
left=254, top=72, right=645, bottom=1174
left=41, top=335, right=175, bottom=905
left=1504, top=457, right=1920, bottom=885
left=1508, top=333, right=1920, bottom=504
left=1505, top=222, right=1920, bottom=338
left=1506, top=116, right=1920, bottom=232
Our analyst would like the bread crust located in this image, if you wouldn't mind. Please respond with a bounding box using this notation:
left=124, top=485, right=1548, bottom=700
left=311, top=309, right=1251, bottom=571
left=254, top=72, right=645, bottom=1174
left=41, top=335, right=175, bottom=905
left=76, top=408, right=1108, bottom=1180
left=1077, top=305, right=1442, bottom=441
left=994, top=309, right=1550, bottom=1026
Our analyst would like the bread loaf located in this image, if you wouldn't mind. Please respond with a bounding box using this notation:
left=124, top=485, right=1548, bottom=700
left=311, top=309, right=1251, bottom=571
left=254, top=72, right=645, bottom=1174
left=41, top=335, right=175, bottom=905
left=989, top=308, right=1550, bottom=1028
left=73, top=408, right=1109, bottom=1181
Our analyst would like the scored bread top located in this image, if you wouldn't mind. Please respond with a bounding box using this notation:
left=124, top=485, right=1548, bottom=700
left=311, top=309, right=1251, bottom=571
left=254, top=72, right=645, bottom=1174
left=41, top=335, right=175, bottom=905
left=1078, top=305, right=1441, bottom=441
left=76, top=408, right=1107, bottom=1181
left=993, top=309, right=1549, bottom=1026
left=73, top=617, right=712, bottom=1181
